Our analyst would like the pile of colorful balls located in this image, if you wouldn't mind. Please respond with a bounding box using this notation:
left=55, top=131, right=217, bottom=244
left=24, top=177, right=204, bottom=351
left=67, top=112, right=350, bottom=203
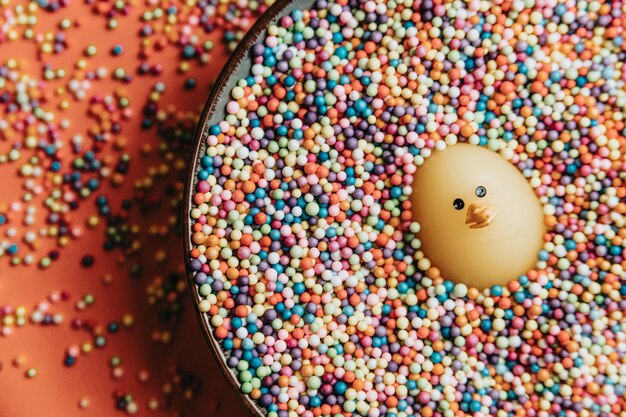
left=188, top=0, right=626, bottom=416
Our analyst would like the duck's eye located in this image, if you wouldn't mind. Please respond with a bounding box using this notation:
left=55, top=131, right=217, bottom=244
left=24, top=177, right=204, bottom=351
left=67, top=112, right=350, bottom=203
left=475, top=186, right=487, bottom=198
left=453, top=198, right=465, bottom=210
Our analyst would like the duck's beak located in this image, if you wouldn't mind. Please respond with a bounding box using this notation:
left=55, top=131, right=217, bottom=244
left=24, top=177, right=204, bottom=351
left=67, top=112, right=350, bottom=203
left=465, top=202, right=497, bottom=229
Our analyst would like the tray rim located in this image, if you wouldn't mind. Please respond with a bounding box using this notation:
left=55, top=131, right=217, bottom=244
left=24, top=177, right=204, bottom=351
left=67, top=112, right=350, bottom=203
left=181, top=0, right=316, bottom=415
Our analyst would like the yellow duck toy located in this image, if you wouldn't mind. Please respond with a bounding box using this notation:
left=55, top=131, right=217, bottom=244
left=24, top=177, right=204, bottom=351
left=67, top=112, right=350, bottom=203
left=411, top=144, right=546, bottom=290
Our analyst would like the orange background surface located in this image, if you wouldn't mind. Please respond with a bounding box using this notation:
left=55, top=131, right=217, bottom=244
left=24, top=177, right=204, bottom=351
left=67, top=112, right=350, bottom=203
left=0, top=0, right=256, bottom=415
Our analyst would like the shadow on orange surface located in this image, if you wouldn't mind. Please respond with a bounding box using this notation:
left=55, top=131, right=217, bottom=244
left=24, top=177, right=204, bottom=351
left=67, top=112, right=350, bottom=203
left=0, top=1, right=254, bottom=415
